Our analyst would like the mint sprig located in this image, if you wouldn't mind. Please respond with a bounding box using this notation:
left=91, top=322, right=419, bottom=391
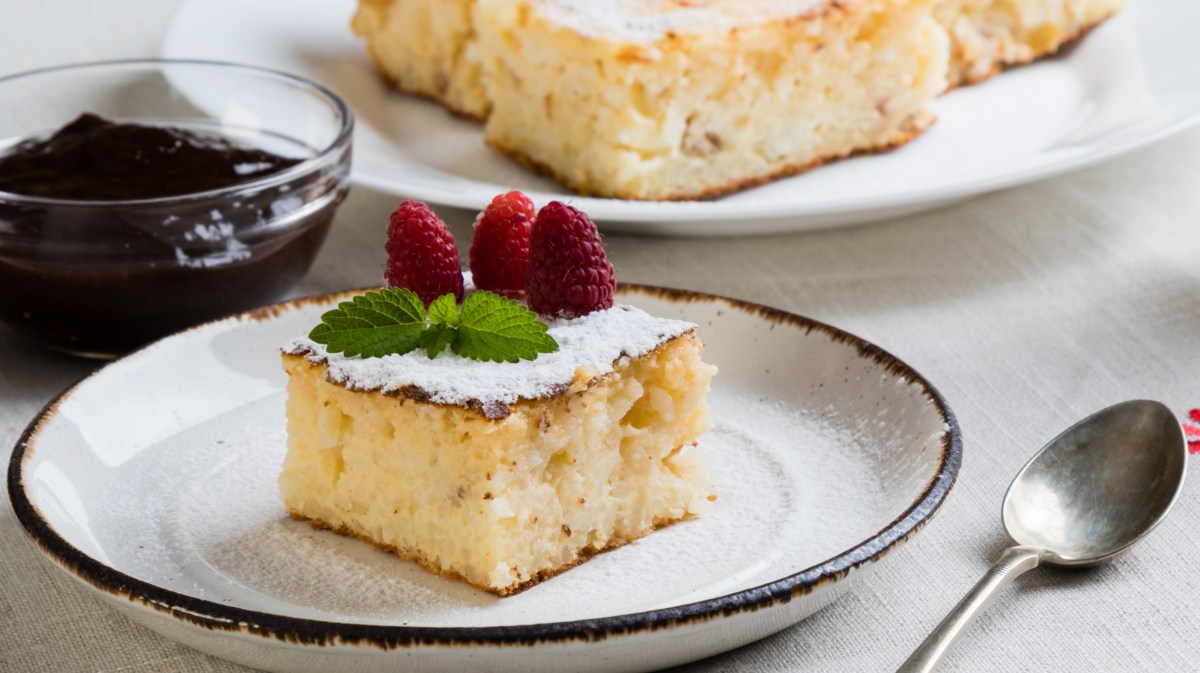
left=308, top=288, right=558, bottom=363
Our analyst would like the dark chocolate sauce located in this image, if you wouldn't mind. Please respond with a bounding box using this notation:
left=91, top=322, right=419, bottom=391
left=0, top=114, right=346, bottom=357
left=0, top=113, right=301, bottom=200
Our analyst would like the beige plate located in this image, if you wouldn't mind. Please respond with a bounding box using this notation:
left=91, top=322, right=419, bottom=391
left=9, top=286, right=961, bottom=673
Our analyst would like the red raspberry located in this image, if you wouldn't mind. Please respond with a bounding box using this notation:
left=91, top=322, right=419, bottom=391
left=525, top=201, right=615, bottom=318
left=469, top=191, right=534, bottom=298
left=384, top=200, right=464, bottom=306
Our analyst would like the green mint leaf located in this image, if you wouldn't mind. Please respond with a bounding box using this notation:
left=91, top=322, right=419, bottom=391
left=307, top=289, right=557, bottom=363
left=452, top=291, right=559, bottom=363
left=308, top=288, right=427, bottom=358
left=418, top=324, right=456, bottom=358
left=427, top=293, right=460, bottom=327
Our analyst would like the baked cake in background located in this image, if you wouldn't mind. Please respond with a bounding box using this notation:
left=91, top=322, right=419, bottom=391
left=476, top=0, right=948, bottom=200
left=351, top=0, right=490, bottom=119
left=353, top=0, right=950, bottom=200
left=350, top=0, right=1126, bottom=198
left=936, top=0, right=1127, bottom=86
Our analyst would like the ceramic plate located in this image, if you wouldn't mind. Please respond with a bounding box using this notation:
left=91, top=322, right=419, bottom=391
left=160, top=0, right=1200, bottom=235
left=9, top=287, right=961, bottom=673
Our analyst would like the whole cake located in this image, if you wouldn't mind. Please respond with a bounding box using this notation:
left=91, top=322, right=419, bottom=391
left=278, top=194, right=717, bottom=594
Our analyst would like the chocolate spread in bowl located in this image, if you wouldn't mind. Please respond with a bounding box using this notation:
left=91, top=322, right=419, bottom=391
left=0, top=113, right=346, bottom=357
left=0, top=113, right=302, bottom=199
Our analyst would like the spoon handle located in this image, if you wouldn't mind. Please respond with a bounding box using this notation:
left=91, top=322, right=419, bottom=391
left=896, top=545, right=1044, bottom=673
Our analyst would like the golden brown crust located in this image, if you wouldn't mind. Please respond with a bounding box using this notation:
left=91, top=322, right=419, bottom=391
left=289, top=509, right=686, bottom=596
left=485, top=110, right=935, bottom=202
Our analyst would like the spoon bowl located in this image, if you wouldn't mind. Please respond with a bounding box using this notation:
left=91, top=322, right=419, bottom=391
left=899, top=399, right=1188, bottom=672
left=1003, top=399, right=1188, bottom=566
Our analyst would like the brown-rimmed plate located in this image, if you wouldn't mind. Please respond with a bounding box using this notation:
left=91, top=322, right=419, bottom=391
left=8, top=285, right=961, bottom=672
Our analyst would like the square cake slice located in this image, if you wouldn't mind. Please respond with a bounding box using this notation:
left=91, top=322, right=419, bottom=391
left=279, top=304, right=716, bottom=595
left=475, top=0, right=949, bottom=200
left=936, top=0, right=1126, bottom=87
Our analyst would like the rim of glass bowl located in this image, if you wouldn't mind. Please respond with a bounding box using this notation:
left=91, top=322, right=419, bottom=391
left=0, top=58, right=354, bottom=209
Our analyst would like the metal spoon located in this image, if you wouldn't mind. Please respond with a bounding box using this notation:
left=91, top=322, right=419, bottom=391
left=898, top=399, right=1188, bottom=673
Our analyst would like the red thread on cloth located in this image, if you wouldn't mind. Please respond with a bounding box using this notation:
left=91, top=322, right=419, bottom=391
left=1186, top=409, right=1200, bottom=454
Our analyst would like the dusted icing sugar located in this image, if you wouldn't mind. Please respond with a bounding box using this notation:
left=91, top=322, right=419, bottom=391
left=282, top=305, right=695, bottom=411
left=532, top=0, right=832, bottom=43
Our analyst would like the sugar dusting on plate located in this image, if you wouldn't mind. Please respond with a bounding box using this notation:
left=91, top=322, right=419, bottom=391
left=149, top=390, right=885, bottom=624
left=282, top=304, right=695, bottom=411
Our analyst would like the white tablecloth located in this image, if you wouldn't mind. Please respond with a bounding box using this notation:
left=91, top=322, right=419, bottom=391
left=2, top=2, right=1198, bottom=671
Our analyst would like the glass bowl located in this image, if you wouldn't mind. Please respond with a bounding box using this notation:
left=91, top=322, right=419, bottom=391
left=0, top=59, right=353, bottom=358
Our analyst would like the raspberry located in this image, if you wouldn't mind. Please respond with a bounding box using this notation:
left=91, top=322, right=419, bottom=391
left=469, top=191, right=534, bottom=298
left=384, top=200, right=464, bottom=306
left=525, top=201, right=615, bottom=318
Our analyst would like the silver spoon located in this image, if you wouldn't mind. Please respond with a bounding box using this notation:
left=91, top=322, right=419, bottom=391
left=898, top=399, right=1188, bottom=673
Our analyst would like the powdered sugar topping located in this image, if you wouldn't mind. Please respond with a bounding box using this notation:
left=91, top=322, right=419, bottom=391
left=282, top=305, right=695, bottom=411
left=533, top=0, right=832, bottom=43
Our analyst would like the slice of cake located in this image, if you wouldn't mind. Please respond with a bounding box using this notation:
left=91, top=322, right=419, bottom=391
left=280, top=306, right=716, bottom=595
left=936, top=0, right=1127, bottom=87
left=476, top=0, right=949, bottom=200
left=351, top=0, right=949, bottom=200
left=279, top=196, right=716, bottom=595
left=350, top=0, right=1126, bottom=198
left=351, top=0, right=490, bottom=119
